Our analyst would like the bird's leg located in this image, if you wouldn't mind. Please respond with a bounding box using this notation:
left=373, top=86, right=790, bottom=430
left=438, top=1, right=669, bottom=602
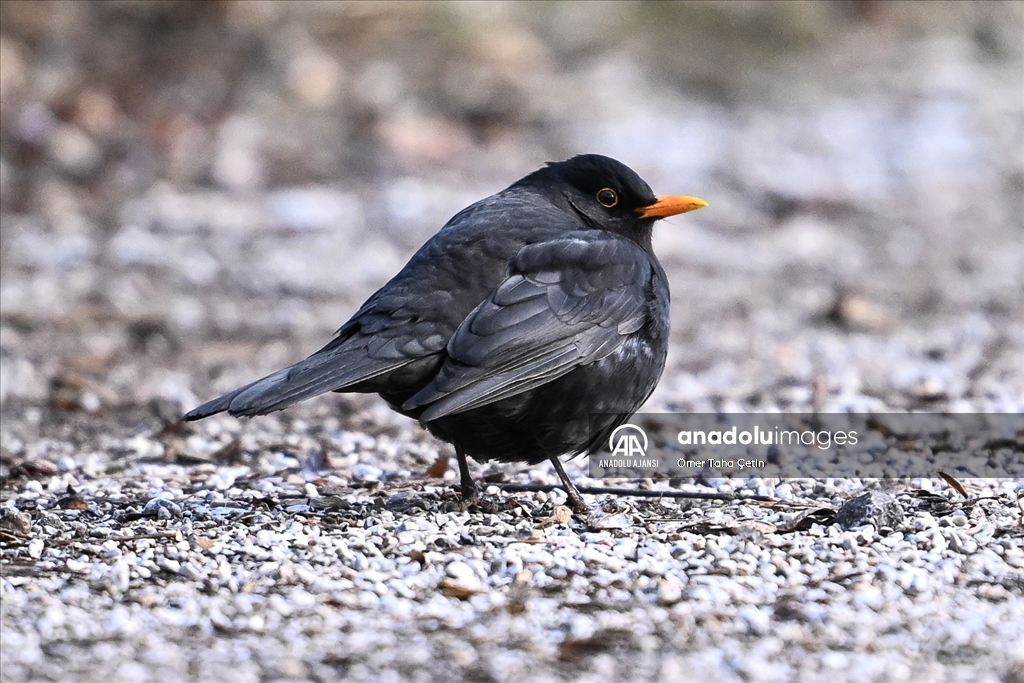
left=548, top=455, right=590, bottom=513
left=455, top=447, right=478, bottom=505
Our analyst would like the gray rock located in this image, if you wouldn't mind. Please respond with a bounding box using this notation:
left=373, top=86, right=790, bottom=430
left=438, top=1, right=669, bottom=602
left=836, top=491, right=905, bottom=531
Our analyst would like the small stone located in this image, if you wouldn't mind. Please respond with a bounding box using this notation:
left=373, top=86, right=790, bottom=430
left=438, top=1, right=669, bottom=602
left=657, top=577, right=684, bottom=606
left=65, top=559, right=89, bottom=573
left=143, top=497, right=181, bottom=518
left=49, top=124, right=102, bottom=177
left=110, top=560, right=131, bottom=593
left=836, top=491, right=904, bottom=531
left=352, top=464, right=382, bottom=482
left=159, top=558, right=181, bottom=574
left=0, top=509, right=32, bottom=538
left=738, top=606, right=770, bottom=635
left=446, top=561, right=476, bottom=583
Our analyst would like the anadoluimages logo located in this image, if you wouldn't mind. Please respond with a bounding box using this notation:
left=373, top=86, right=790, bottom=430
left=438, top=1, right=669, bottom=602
left=608, top=423, right=648, bottom=458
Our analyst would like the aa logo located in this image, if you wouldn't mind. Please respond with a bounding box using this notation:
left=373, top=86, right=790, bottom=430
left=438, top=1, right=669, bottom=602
left=608, top=424, right=648, bottom=458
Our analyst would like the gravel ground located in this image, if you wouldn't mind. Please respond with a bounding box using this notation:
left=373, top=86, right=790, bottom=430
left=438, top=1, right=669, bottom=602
left=2, top=3, right=1023, bottom=682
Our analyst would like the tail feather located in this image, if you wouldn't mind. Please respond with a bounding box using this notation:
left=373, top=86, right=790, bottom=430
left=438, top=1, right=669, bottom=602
left=182, top=384, right=252, bottom=420
left=183, top=351, right=411, bottom=421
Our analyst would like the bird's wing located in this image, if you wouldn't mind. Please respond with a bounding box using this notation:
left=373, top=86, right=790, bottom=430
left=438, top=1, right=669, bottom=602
left=403, top=235, right=654, bottom=420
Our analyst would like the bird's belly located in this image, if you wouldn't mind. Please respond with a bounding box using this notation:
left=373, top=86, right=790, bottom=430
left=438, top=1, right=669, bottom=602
left=421, top=334, right=666, bottom=465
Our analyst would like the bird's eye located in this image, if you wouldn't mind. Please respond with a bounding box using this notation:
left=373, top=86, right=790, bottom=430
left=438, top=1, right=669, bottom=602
left=596, top=188, right=618, bottom=208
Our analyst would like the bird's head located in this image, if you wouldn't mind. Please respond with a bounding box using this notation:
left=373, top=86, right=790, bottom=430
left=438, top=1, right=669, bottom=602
left=516, top=154, right=707, bottom=249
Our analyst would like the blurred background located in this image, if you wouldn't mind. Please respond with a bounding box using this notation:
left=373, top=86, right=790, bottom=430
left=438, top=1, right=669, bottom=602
left=1, top=0, right=1022, bottom=425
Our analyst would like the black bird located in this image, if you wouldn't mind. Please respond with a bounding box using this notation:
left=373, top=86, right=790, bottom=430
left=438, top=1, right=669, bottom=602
left=184, top=155, right=706, bottom=512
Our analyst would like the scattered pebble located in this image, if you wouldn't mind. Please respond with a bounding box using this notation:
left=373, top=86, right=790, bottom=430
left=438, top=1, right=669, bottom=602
left=836, top=491, right=905, bottom=531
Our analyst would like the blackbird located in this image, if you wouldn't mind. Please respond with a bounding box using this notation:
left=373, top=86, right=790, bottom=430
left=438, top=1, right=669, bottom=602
left=184, top=155, right=706, bottom=511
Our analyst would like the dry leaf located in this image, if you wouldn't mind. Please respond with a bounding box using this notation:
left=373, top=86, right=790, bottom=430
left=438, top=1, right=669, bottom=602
left=426, top=456, right=448, bottom=479
left=439, top=580, right=479, bottom=600
left=57, top=485, right=88, bottom=511
left=938, top=471, right=968, bottom=497
left=553, top=505, right=572, bottom=524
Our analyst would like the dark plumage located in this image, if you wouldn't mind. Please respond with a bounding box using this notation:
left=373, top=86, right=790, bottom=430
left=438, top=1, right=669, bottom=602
left=184, top=155, right=706, bottom=511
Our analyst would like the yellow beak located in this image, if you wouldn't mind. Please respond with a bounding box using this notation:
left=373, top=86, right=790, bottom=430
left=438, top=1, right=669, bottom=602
left=637, top=195, right=708, bottom=219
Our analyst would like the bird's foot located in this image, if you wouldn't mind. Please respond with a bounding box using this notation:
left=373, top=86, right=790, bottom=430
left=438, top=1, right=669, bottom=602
left=548, top=455, right=590, bottom=514
left=563, top=489, right=591, bottom=515
left=455, top=478, right=516, bottom=512
left=457, top=486, right=479, bottom=510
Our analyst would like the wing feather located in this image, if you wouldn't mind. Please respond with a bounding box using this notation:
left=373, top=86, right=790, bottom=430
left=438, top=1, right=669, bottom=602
left=404, top=234, right=654, bottom=420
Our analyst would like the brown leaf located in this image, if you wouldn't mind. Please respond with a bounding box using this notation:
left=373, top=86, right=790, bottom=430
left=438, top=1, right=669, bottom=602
left=426, top=456, right=448, bottom=479
left=57, top=484, right=88, bottom=510
left=57, top=494, right=89, bottom=511
left=553, top=505, right=572, bottom=525
left=439, top=580, right=479, bottom=600
left=535, top=504, right=576, bottom=529
left=938, top=471, right=969, bottom=497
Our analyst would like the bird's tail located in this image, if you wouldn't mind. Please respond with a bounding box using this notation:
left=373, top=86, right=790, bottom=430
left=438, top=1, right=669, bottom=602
left=183, top=350, right=408, bottom=421
left=182, top=383, right=251, bottom=420
left=182, top=361, right=327, bottom=421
